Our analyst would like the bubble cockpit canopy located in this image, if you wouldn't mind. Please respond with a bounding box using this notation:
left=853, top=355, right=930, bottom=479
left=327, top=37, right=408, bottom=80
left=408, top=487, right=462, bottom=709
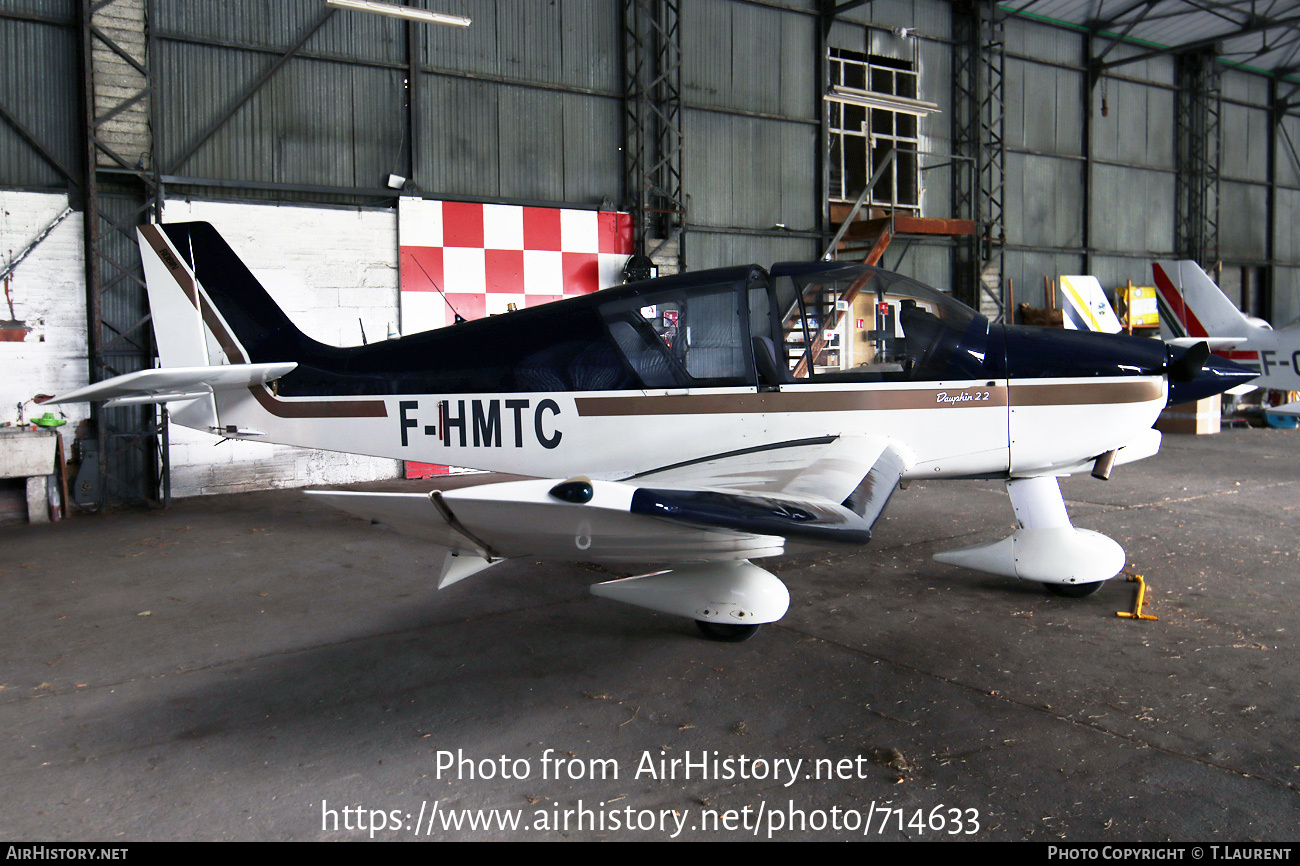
left=764, top=261, right=997, bottom=384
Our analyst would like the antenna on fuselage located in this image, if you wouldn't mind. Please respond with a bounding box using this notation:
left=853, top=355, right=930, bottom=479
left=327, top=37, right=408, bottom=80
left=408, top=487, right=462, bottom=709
left=410, top=254, right=465, bottom=323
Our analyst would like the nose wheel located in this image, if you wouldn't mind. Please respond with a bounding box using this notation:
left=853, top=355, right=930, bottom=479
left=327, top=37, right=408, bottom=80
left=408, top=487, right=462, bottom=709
left=696, top=621, right=761, bottom=642
left=1045, top=581, right=1104, bottom=598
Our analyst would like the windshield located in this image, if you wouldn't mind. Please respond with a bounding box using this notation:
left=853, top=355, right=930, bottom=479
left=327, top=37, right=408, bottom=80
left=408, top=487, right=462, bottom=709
left=767, top=262, right=996, bottom=383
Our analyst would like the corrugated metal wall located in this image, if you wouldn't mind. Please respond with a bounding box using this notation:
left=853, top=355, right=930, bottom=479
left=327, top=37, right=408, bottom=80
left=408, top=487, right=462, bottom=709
left=1275, top=111, right=1300, bottom=325
left=154, top=3, right=407, bottom=191
left=0, top=1, right=81, bottom=190
left=1219, top=73, right=1271, bottom=266
left=416, top=0, right=623, bottom=204
left=1000, top=14, right=1300, bottom=323
left=1002, top=19, right=1179, bottom=307
left=682, top=0, right=819, bottom=268
left=5, top=1, right=1300, bottom=320
left=152, top=0, right=625, bottom=206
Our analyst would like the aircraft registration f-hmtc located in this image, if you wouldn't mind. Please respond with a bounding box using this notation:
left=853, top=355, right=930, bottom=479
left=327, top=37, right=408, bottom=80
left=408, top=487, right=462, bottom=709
left=51, top=223, right=1254, bottom=640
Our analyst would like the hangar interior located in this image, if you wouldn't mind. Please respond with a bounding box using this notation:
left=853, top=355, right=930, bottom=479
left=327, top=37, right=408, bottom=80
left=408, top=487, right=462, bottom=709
left=3, top=0, right=1299, bottom=508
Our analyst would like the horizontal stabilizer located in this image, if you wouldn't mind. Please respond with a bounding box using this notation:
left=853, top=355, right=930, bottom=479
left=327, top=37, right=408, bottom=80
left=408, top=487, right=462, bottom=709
left=1166, top=336, right=1245, bottom=350
left=46, top=363, right=297, bottom=407
left=1268, top=400, right=1300, bottom=416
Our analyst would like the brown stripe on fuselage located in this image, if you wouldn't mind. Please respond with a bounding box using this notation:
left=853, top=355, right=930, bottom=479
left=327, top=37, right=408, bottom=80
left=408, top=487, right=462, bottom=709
left=576, top=378, right=1163, bottom=417
left=1008, top=379, right=1164, bottom=407
left=248, top=385, right=387, bottom=418
left=141, top=224, right=386, bottom=420
left=577, top=386, right=1010, bottom=416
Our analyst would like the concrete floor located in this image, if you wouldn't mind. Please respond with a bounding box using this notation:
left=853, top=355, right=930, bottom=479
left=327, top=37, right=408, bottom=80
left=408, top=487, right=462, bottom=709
left=1, top=427, right=1297, bottom=841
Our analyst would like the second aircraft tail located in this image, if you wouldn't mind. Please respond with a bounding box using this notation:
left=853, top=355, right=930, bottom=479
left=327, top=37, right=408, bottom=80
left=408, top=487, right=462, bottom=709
left=1153, top=260, right=1258, bottom=344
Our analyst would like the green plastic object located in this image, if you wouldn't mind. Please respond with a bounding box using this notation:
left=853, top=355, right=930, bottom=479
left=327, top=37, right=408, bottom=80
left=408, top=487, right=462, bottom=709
left=32, top=412, right=66, bottom=428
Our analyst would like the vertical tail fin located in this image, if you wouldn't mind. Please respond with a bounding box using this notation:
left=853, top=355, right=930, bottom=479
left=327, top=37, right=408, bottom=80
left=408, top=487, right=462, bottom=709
left=1153, top=261, right=1255, bottom=342
left=50, top=224, right=299, bottom=426
left=138, top=224, right=212, bottom=369
left=1058, top=274, right=1123, bottom=333
left=134, top=221, right=313, bottom=431
left=138, top=222, right=319, bottom=369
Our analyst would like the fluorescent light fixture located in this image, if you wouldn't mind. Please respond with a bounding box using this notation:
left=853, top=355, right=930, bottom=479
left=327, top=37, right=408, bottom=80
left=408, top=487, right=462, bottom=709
left=824, top=86, right=940, bottom=117
left=326, top=0, right=471, bottom=28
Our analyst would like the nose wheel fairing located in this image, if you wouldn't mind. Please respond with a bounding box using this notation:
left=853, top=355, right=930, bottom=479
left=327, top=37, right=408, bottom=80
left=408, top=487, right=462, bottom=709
left=933, top=476, right=1124, bottom=588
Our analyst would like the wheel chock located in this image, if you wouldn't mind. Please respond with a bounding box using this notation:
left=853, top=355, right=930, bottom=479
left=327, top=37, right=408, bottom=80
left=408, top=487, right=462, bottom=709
left=1116, top=572, right=1157, bottom=621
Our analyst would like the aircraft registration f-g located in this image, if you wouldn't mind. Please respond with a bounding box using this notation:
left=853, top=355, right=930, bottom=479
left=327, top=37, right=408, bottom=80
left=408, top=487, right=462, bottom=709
left=51, top=223, right=1253, bottom=640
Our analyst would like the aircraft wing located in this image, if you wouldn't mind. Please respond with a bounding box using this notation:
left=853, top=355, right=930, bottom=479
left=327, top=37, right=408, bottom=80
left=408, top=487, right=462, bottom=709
left=307, top=434, right=907, bottom=583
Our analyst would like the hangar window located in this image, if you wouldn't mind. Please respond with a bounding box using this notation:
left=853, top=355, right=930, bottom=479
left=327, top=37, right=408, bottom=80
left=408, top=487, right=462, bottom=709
left=827, top=49, right=922, bottom=212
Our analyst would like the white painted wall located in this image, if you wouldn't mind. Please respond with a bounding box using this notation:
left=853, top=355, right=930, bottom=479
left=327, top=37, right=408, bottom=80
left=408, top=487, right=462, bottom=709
left=1, top=191, right=86, bottom=439
left=2, top=192, right=403, bottom=497
left=159, top=199, right=402, bottom=496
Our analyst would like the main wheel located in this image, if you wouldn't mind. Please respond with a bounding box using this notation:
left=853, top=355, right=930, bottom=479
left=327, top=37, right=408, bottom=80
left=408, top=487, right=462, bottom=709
left=695, top=620, right=761, bottom=642
left=1045, top=581, right=1104, bottom=598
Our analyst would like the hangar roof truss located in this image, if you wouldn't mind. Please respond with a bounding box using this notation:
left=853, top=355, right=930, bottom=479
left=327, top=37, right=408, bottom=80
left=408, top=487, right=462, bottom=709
left=1001, top=1, right=1300, bottom=79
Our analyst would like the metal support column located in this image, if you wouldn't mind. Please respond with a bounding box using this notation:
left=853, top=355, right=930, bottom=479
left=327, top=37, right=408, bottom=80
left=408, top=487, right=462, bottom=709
left=623, top=0, right=685, bottom=275
left=79, top=0, right=167, bottom=508
left=1174, top=49, right=1221, bottom=271
left=952, top=0, right=1005, bottom=320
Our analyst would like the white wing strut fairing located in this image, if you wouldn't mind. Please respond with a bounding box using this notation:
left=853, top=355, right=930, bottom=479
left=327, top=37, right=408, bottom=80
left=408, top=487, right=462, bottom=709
left=47, top=222, right=1257, bottom=641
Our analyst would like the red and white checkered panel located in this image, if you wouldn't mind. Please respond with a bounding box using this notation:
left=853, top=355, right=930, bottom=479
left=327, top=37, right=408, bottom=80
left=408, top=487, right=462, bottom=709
left=399, top=198, right=634, bottom=333
left=397, top=198, right=634, bottom=477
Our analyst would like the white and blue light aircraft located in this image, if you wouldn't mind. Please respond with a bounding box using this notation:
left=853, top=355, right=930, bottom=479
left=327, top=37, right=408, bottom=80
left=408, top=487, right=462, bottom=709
left=50, top=223, right=1253, bottom=640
